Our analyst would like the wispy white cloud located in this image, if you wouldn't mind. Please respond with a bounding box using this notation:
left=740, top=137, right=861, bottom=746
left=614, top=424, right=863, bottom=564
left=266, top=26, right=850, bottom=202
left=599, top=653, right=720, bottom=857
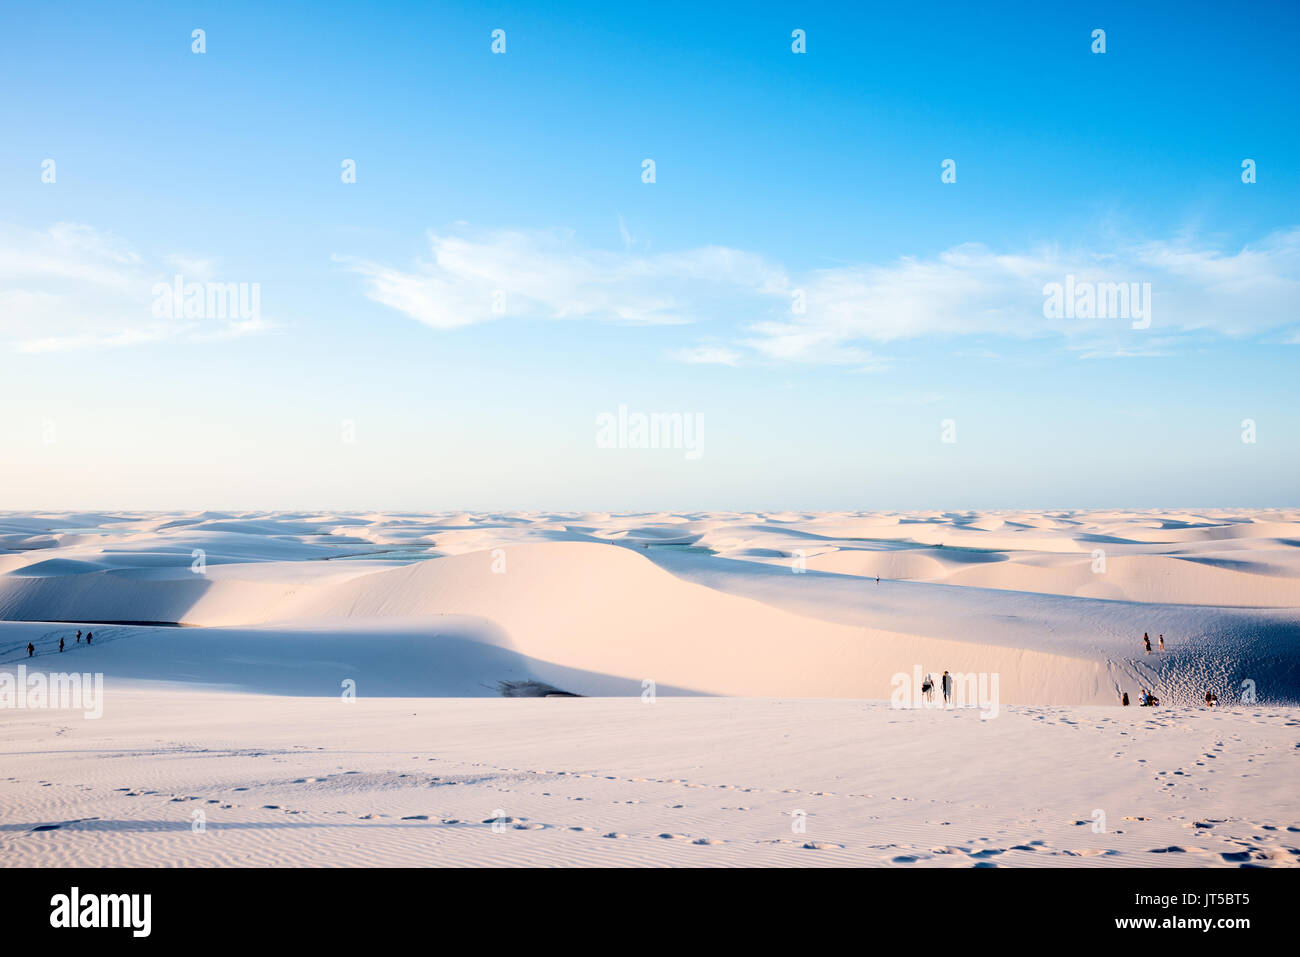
left=17, top=328, right=174, bottom=354
left=667, top=345, right=742, bottom=366
left=1, top=223, right=273, bottom=353
left=341, top=226, right=1300, bottom=363
left=754, top=231, right=1300, bottom=360
left=335, top=227, right=785, bottom=330
left=616, top=214, right=634, bottom=250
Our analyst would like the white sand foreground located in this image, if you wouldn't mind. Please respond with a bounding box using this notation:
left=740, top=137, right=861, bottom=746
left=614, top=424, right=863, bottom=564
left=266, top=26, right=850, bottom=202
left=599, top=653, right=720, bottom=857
left=1, top=690, right=1297, bottom=868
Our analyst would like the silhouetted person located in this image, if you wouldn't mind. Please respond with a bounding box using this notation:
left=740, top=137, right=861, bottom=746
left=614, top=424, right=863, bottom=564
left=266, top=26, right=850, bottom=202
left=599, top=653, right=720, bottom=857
left=26, top=642, right=34, bottom=657
left=85, top=631, right=93, bottom=645
left=1121, top=691, right=1130, bottom=706
left=1143, top=632, right=1151, bottom=654
left=76, top=629, right=82, bottom=643
left=59, top=637, right=65, bottom=653
left=941, top=670, right=953, bottom=704
left=1158, top=634, right=1165, bottom=651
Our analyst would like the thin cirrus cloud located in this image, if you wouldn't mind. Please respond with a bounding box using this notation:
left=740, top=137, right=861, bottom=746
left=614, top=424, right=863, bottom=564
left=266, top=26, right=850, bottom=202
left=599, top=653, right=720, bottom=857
left=341, top=226, right=1300, bottom=364
left=667, top=345, right=742, bottom=366
left=737, top=230, right=1300, bottom=361
left=334, top=228, right=785, bottom=330
left=0, top=223, right=272, bottom=353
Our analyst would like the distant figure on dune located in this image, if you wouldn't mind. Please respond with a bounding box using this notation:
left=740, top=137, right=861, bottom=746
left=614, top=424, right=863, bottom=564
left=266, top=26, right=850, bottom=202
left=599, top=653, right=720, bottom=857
left=1121, top=691, right=1129, bottom=706
left=1140, top=689, right=1160, bottom=707
left=876, top=575, right=880, bottom=585
left=59, top=637, right=65, bottom=653
left=26, top=642, right=34, bottom=658
left=1205, top=690, right=1218, bottom=708
left=76, top=629, right=82, bottom=643
left=1143, top=633, right=1151, bottom=654
left=941, top=670, right=952, bottom=704
left=85, top=631, right=93, bottom=645
left=1158, top=634, right=1165, bottom=651
left=921, top=673, right=934, bottom=703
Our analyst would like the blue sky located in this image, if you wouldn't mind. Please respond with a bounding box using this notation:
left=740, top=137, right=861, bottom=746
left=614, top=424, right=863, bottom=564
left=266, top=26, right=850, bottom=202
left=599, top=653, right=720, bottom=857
left=2, top=0, right=1298, bottom=511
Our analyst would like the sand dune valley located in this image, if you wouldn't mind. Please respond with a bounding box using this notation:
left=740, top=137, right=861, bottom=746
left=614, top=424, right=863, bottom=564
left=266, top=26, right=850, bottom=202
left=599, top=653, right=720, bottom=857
left=2, top=509, right=1298, bottom=867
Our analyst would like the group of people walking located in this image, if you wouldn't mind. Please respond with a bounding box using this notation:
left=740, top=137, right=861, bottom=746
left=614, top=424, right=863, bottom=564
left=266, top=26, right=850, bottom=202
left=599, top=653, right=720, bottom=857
left=1120, top=632, right=1168, bottom=706
left=1118, top=631, right=1170, bottom=707
left=25, top=628, right=92, bottom=658
left=920, top=670, right=954, bottom=704
left=1119, top=631, right=1221, bottom=709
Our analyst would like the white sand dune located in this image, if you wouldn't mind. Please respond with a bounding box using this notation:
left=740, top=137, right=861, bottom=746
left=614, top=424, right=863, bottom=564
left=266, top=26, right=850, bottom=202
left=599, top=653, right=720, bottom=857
left=1, top=509, right=1298, bottom=706
left=2, top=509, right=1297, bottom=868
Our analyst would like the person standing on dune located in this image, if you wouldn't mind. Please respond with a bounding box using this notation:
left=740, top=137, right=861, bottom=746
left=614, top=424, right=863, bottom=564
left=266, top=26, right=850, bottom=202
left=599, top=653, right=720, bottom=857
left=59, top=637, right=65, bottom=653
left=86, top=631, right=93, bottom=645
left=27, top=642, right=34, bottom=657
left=1158, top=634, right=1165, bottom=651
left=1143, top=633, right=1151, bottom=654
left=941, top=670, right=953, bottom=705
left=76, top=629, right=82, bottom=643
